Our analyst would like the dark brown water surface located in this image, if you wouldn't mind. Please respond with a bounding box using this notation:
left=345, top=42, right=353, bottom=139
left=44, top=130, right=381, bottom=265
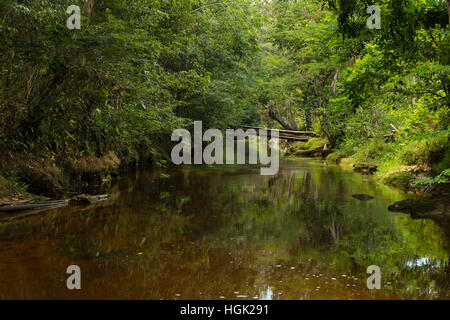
left=0, top=158, right=449, bottom=299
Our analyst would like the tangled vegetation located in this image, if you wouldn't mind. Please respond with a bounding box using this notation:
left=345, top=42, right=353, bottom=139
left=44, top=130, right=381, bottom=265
left=0, top=0, right=449, bottom=197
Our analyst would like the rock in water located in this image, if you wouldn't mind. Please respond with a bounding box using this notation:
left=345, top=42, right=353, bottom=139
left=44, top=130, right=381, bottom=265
left=69, top=194, right=97, bottom=206
left=352, top=194, right=375, bottom=201
left=388, top=199, right=442, bottom=216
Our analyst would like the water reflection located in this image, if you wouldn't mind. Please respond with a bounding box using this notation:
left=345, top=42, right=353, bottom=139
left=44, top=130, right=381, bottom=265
left=0, top=158, right=449, bottom=299
left=260, top=286, right=273, bottom=300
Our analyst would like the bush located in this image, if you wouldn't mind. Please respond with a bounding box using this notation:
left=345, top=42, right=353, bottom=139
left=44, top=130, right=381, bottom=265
left=326, top=152, right=346, bottom=164
left=349, top=138, right=392, bottom=164
left=433, top=151, right=450, bottom=174
left=293, top=137, right=328, bottom=151
left=0, top=175, right=28, bottom=198
left=399, top=130, right=449, bottom=166
left=412, top=168, right=450, bottom=187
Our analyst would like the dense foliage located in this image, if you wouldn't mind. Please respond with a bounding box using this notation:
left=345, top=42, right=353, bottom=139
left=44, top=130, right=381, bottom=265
left=0, top=0, right=261, bottom=161
left=0, top=0, right=449, bottom=194
left=259, top=0, right=449, bottom=181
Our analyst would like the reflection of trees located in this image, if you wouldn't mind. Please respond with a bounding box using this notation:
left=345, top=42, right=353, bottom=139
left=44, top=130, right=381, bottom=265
left=329, top=215, right=342, bottom=244
left=0, top=162, right=449, bottom=299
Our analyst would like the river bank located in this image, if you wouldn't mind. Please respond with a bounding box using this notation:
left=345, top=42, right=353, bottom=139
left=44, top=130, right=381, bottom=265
left=285, top=135, right=449, bottom=196
left=326, top=155, right=450, bottom=197
left=8, top=130, right=445, bottom=211
left=0, top=148, right=160, bottom=206
left=1, top=134, right=448, bottom=208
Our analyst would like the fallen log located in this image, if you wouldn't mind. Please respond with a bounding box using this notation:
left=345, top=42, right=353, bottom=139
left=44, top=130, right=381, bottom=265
left=294, top=146, right=324, bottom=156
left=245, top=131, right=311, bottom=142
left=0, top=200, right=68, bottom=212
left=384, top=133, right=396, bottom=142
left=236, top=125, right=316, bottom=137
left=353, top=163, right=378, bottom=174
left=0, top=194, right=112, bottom=213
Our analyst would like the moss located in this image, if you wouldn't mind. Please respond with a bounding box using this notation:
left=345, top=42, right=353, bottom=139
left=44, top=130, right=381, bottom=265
left=399, top=130, right=449, bottom=166
left=340, top=157, right=354, bottom=167
left=353, top=163, right=378, bottom=174
left=326, top=152, right=346, bottom=164
left=381, top=171, right=415, bottom=188
left=293, top=137, right=329, bottom=151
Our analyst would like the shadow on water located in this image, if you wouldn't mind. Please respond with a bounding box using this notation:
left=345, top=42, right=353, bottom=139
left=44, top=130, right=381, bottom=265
left=0, top=158, right=449, bottom=299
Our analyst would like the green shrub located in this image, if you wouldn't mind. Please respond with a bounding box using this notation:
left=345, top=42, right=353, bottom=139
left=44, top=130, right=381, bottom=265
left=412, top=168, right=450, bottom=187
left=326, top=152, right=346, bottom=164
left=0, top=175, right=28, bottom=198
left=399, top=130, right=449, bottom=166
left=433, top=150, right=450, bottom=173
left=351, top=138, right=391, bottom=163
left=293, top=137, right=328, bottom=151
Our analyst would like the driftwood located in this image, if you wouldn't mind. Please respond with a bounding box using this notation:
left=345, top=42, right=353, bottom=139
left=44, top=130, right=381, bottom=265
left=294, top=146, right=323, bottom=156
left=384, top=124, right=398, bottom=142
left=0, top=200, right=68, bottom=213
left=0, top=194, right=111, bottom=213
left=0, top=194, right=112, bottom=223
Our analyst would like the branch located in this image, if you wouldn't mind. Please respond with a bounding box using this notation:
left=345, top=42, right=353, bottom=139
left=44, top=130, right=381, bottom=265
left=268, top=109, right=294, bottom=130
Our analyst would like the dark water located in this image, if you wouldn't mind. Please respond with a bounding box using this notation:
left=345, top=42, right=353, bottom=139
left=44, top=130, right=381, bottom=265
left=0, top=158, right=449, bottom=299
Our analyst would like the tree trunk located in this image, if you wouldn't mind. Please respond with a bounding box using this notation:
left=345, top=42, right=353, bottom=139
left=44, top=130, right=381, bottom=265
left=268, top=109, right=294, bottom=130
left=447, top=0, right=450, bottom=27
left=83, top=0, right=96, bottom=26
left=304, top=109, right=312, bottom=131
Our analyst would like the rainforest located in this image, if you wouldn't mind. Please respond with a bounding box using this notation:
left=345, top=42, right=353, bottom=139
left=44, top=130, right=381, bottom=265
left=0, top=0, right=449, bottom=300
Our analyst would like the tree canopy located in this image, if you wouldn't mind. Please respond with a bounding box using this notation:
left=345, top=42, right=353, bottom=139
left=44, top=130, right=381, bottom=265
left=0, top=0, right=449, bottom=186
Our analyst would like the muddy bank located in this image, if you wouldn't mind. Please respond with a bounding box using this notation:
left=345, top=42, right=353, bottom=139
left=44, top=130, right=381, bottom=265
left=0, top=148, right=159, bottom=201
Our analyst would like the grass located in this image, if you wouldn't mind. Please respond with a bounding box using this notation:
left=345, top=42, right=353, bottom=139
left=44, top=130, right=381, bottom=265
left=398, top=130, right=450, bottom=170
left=326, top=152, right=347, bottom=164
left=293, top=137, right=328, bottom=151
left=0, top=174, right=29, bottom=200
left=331, top=129, right=450, bottom=190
